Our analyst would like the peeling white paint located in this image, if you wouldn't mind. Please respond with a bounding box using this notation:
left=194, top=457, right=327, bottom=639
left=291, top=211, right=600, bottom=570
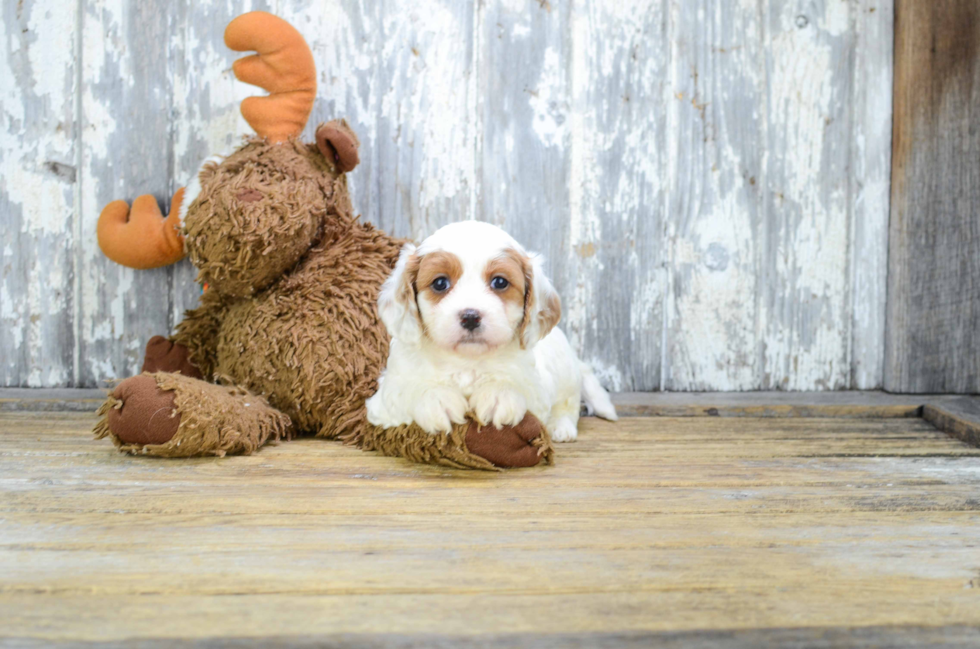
left=764, top=0, right=852, bottom=390
left=2, top=0, right=894, bottom=389
left=1, top=0, right=77, bottom=386
left=528, top=47, right=566, bottom=149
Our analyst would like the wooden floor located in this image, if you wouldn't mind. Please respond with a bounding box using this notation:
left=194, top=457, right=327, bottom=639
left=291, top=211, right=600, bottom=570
left=3, top=410, right=980, bottom=647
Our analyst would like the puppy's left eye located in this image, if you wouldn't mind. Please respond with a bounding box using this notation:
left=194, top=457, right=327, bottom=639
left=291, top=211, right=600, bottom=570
left=431, top=277, right=451, bottom=293
left=490, top=276, right=510, bottom=291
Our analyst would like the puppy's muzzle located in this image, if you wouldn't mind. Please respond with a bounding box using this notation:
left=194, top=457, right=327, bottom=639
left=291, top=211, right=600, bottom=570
left=459, top=309, right=482, bottom=332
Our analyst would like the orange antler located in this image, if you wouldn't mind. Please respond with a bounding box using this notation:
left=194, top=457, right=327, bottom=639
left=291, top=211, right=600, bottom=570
left=225, top=12, right=317, bottom=143
left=97, top=188, right=186, bottom=269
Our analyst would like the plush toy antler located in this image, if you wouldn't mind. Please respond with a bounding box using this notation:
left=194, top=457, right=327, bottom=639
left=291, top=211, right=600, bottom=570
left=96, top=189, right=186, bottom=269
left=97, top=11, right=316, bottom=269
left=225, top=11, right=317, bottom=143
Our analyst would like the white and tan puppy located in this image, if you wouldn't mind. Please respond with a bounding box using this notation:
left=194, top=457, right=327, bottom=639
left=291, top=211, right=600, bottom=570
left=366, top=221, right=617, bottom=442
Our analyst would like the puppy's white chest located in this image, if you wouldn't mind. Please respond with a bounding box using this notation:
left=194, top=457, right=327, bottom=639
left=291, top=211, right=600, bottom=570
left=451, top=370, right=478, bottom=395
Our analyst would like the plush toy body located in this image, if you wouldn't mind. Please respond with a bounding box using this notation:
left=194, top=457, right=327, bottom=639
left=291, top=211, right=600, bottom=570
left=93, top=12, right=553, bottom=470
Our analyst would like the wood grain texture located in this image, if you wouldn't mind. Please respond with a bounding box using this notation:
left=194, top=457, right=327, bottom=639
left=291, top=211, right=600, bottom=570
left=923, top=397, right=980, bottom=448
left=761, top=1, right=853, bottom=391
left=850, top=0, right=893, bottom=389
left=565, top=0, right=668, bottom=391
left=665, top=0, right=766, bottom=391
left=7, top=627, right=980, bottom=649
left=612, top=390, right=928, bottom=418
left=0, top=0, right=78, bottom=387
left=75, top=0, right=177, bottom=385
left=886, top=0, right=980, bottom=393
left=2, top=413, right=980, bottom=642
left=1, top=0, right=895, bottom=390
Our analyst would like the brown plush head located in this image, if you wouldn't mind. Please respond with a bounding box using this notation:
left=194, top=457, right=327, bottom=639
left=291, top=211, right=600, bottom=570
left=181, top=125, right=359, bottom=297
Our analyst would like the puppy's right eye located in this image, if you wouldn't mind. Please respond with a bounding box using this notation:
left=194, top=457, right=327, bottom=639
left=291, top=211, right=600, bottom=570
left=431, top=277, right=451, bottom=293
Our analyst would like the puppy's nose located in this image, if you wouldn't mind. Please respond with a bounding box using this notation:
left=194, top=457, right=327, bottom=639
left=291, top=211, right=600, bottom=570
left=459, top=309, right=482, bottom=331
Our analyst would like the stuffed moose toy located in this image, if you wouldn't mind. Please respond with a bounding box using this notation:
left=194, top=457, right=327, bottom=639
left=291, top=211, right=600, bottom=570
left=93, top=11, right=553, bottom=469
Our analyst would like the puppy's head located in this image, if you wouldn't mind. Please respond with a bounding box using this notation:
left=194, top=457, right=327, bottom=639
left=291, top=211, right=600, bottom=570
left=378, top=222, right=561, bottom=355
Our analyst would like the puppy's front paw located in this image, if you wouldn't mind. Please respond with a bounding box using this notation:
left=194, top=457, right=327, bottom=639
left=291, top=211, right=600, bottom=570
left=549, top=417, right=578, bottom=442
left=471, top=387, right=527, bottom=429
left=413, top=388, right=468, bottom=434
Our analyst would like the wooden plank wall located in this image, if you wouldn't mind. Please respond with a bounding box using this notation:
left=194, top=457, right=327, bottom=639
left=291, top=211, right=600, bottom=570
left=886, top=0, right=980, bottom=394
left=1, top=0, right=894, bottom=391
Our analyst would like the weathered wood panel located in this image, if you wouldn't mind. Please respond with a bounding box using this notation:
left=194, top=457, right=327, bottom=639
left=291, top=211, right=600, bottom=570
left=0, top=0, right=895, bottom=391
left=75, top=0, right=177, bottom=385
left=0, top=0, right=78, bottom=387
left=665, top=0, right=766, bottom=391
left=3, top=413, right=980, bottom=642
left=478, top=1, right=569, bottom=266
left=886, top=0, right=980, bottom=393
left=850, top=0, right=893, bottom=389
left=566, top=0, right=668, bottom=391
left=665, top=0, right=893, bottom=392
left=760, top=1, right=854, bottom=391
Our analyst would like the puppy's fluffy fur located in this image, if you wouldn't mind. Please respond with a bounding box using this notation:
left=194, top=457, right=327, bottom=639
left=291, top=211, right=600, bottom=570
left=366, top=221, right=617, bottom=442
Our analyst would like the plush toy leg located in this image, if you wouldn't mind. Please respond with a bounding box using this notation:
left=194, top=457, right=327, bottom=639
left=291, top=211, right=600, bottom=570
left=141, top=336, right=203, bottom=379
left=356, top=413, right=554, bottom=471
left=94, top=372, right=290, bottom=457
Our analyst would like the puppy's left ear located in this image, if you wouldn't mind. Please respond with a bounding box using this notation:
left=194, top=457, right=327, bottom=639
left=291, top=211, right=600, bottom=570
left=520, top=254, right=561, bottom=349
left=378, top=243, right=423, bottom=345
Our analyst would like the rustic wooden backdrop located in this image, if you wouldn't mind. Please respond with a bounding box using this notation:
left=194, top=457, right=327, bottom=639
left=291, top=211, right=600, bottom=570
left=1, top=0, right=896, bottom=391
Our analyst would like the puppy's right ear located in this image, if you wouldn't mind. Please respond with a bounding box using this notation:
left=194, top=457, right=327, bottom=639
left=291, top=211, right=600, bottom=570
left=378, top=243, right=423, bottom=344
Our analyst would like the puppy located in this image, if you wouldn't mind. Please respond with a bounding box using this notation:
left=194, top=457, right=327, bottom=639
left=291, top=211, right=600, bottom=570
left=366, top=221, right=617, bottom=442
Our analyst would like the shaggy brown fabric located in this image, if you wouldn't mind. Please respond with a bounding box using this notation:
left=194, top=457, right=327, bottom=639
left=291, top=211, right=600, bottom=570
left=176, top=225, right=403, bottom=443
left=356, top=414, right=554, bottom=471
left=183, top=137, right=350, bottom=298
left=173, top=288, right=227, bottom=380
left=95, top=372, right=290, bottom=457
left=167, top=132, right=403, bottom=445
left=141, top=335, right=202, bottom=379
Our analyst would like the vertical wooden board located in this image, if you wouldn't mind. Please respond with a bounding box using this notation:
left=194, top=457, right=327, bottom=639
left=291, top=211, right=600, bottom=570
left=77, top=0, right=177, bottom=386
left=849, top=0, right=892, bottom=390
left=565, top=1, right=668, bottom=391
left=280, top=0, right=383, bottom=229
left=0, top=0, right=78, bottom=386
left=478, top=0, right=569, bottom=250
left=663, top=0, right=767, bottom=391
left=886, top=0, right=980, bottom=394
left=367, top=0, right=475, bottom=239
left=479, top=1, right=582, bottom=376
left=168, top=0, right=274, bottom=324
left=761, top=0, right=855, bottom=390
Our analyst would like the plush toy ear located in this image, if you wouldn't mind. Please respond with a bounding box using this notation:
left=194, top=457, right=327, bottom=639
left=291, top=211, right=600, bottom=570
left=378, top=243, right=423, bottom=345
left=519, top=254, right=561, bottom=349
left=315, top=120, right=360, bottom=172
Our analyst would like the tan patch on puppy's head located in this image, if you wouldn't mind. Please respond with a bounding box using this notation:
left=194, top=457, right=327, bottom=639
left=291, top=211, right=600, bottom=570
left=415, top=251, right=463, bottom=304
left=484, top=248, right=529, bottom=311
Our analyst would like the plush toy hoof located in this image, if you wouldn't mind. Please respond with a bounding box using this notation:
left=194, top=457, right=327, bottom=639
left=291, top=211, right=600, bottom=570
left=141, top=335, right=203, bottom=379
left=107, top=375, right=181, bottom=446
left=465, top=414, right=549, bottom=468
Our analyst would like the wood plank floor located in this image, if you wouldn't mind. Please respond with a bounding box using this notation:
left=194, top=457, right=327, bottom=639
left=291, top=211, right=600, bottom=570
left=2, top=412, right=980, bottom=647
